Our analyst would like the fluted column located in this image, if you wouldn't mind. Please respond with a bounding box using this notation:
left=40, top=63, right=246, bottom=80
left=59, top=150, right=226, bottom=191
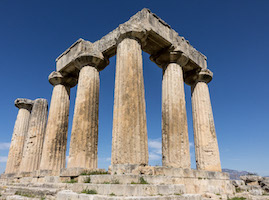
left=66, top=50, right=108, bottom=170
left=112, top=36, right=148, bottom=165
left=19, top=98, right=48, bottom=173
left=5, top=99, right=33, bottom=174
left=39, top=72, right=77, bottom=175
left=162, top=62, right=190, bottom=168
left=190, top=69, right=221, bottom=172
left=67, top=66, right=99, bottom=169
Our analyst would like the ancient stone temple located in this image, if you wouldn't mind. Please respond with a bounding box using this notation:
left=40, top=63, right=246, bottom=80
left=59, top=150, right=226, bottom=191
left=2, top=8, right=254, bottom=200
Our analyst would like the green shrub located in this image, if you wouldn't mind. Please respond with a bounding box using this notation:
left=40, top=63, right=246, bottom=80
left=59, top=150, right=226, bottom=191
left=15, top=191, right=35, bottom=198
left=84, top=177, right=91, bottom=183
left=228, top=197, right=246, bottom=200
left=111, top=179, right=120, bottom=184
left=131, top=177, right=148, bottom=184
left=65, top=179, right=77, bottom=183
left=235, top=187, right=242, bottom=193
left=81, top=189, right=97, bottom=194
left=80, top=170, right=108, bottom=176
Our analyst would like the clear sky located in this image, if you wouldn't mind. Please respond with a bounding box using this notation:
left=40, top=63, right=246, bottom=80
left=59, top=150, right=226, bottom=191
left=0, top=0, right=268, bottom=176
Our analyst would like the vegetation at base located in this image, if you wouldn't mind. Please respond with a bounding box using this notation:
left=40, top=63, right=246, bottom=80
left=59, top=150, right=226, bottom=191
left=84, top=177, right=91, bottom=183
left=198, top=177, right=203, bottom=180
left=174, top=193, right=182, bottom=195
left=235, top=187, right=242, bottom=193
left=131, top=177, right=148, bottom=184
left=111, top=179, right=120, bottom=184
left=110, top=193, right=116, bottom=196
left=228, top=198, right=246, bottom=200
left=80, top=170, right=109, bottom=176
left=101, top=179, right=120, bottom=184
left=65, top=179, right=78, bottom=183
left=40, top=197, right=45, bottom=200
left=15, top=191, right=35, bottom=198
left=81, top=189, right=97, bottom=194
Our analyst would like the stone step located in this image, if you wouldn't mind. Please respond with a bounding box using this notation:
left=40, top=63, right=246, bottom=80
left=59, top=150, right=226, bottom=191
left=6, top=195, right=40, bottom=200
left=3, top=183, right=185, bottom=197
left=1, top=185, right=59, bottom=198
left=78, top=175, right=183, bottom=185
left=57, top=190, right=202, bottom=200
left=65, top=183, right=185, bottom=196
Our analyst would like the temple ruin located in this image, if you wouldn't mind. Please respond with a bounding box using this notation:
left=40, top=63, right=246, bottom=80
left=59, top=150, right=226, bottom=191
left=0, top=8, right=241, bottom=200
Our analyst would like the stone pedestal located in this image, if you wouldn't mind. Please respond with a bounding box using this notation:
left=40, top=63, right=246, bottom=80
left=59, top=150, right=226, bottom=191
left=5, top=99, right=33, bottom=174
left=162, top=62, right=190, bottom=168
left=190, top=69, right=221, bottom=172
left=19, top=98, right=48, bottom=173
left=39, top=72, right=77, bottom=175
left=67, top=66, right=100, bottom=169
left=112, top=37, right=148, bottom=165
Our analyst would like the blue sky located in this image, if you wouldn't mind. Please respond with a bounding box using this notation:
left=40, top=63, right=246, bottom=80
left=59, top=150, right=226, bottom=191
left=0, top=0, right=268, bottom=176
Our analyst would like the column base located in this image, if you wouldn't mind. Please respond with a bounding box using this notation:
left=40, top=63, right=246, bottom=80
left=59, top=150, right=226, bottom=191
left=109, top=164, right=154, bottom=175
left=60, top=167, right=106, bottom=177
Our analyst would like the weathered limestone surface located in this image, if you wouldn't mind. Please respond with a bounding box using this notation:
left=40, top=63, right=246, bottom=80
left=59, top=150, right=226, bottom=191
left=56, top=9, right=207, bottom=75
left=39, top=72, right=77, bottom=175
left=5, top=99, right=33, bottom=174
left=162, top=62, right=190, bottom=168
left=112, top=37, right=148, bottom=165
left=67, top=65, right=100, bottom=169
left=19, top=99, right=48, bottom=173
left=190, top=69, right=221, bottom=172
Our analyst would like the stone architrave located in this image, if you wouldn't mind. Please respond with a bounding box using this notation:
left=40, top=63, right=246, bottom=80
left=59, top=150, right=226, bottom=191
left=161, top=52, right=191, bottom=168
left=19, top=99, right=48, bottom=174
left=67, top=48, right=108, bottom=170
left=190, top=69, right=221, bottom=172
left=5, top=99, right=34, bottom=174
left=39, top=72, right=77, bottom=175
left=112, top=35, right=148, bottom=165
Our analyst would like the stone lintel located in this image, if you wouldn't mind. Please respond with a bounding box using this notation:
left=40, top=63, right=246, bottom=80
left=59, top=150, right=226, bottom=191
left=56, top=39, right=109, bottom=73
left=184, top=68, right=213, bottom=86
left=56, top=8, right=207, bottom=75
left=14, top=98, right=34, bottom=111
left=48, top=71, right=77, bottom=88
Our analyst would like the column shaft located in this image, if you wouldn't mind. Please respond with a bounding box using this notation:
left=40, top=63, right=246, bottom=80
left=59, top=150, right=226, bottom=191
left=67, top=66, right=99, bottom=169
left=5, top=108, right=31, bottom=174
left=39, top=84, right=70, bottom=174
left=191, top=81, right=221, bottom=172
left=112, top=37, right=148, bottom=165
left=19, top=99, right=48, bottom=173
left=162, top=63, right=190, bottom=168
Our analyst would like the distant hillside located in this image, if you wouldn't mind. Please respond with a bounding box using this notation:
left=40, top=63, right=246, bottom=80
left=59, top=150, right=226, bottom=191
left=222, top=169, right=251, bottom=180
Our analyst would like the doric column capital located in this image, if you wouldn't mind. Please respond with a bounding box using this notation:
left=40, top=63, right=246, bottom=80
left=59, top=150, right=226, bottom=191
left=14, top=98, right=34, bottom=111
left=73, top=50, right=109, bottom=72
left=116, top=26, right=148, bottom=48
left=185, top=69, right=213, bottom=85
left=150, top=50, right=190, bottom=69
left=48, top=71, right=77, bottom=88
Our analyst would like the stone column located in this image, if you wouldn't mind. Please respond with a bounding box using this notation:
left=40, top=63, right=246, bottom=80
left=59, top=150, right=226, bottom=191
left=19, top=98, right=48, bottom=174
left=112, top=36, right=148, bottom=165
left=190, top=69, right=221, bottom=172
left=162, top=60, right=191, bottom=168
left=67, top=53, right=108, bottom=170
left=5, top=99, right=33, bottom=174
left=39, top=72, right=77, bottom=175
